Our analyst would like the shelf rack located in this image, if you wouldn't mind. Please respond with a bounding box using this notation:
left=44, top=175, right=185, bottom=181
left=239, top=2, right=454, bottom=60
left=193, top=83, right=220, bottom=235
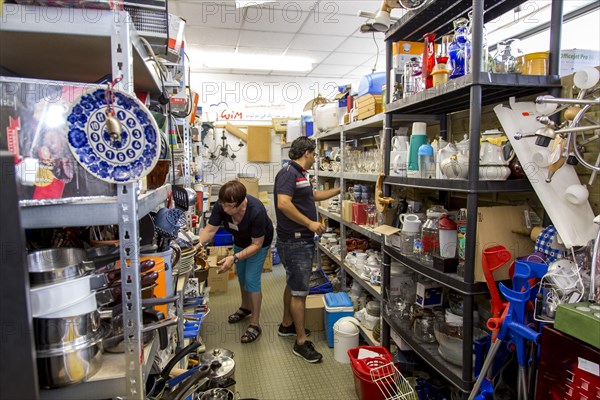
left=0, top=5, right=174, bottom=398
left=315, top=114, right=387, bottom=312
left=385, top=0, right=544, bottom=42
left=39, top=338, right=160, bottom=400
left=0, top=4, right=163, bottom=94
left=20, top=185, right=171, bottom=229
left=380, top=0, right=564, bottom=393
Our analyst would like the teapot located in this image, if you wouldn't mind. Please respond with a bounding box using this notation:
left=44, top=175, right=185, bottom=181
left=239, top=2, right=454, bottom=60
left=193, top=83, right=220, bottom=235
left=438, top=143, right=469, bottom=180
left=480, top=129, right=514, bottom=166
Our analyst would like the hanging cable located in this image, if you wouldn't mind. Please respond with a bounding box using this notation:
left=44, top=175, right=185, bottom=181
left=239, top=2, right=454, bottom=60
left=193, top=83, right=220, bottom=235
left=371, top=31, right=380, bottom=73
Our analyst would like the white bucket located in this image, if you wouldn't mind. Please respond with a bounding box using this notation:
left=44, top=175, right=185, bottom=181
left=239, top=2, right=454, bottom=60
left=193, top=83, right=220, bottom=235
left=333, top=317, right=360, bottom=363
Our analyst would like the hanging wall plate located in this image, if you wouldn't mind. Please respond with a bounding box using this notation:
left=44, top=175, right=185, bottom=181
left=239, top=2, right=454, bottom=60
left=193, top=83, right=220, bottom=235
left=67, top=89, right=161, bottom=183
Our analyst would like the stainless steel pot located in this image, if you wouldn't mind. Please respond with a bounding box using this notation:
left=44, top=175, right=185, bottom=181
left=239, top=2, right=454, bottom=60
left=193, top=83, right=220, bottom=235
left=28, top=247, right=120, bottom=287
left=200, top=348, right=235, bottom=363
left=200, top=388, right=234, bottom=400
left=34, top=310, right=100, bottom=349
left=28, top=248, right=94, bottom=286
left=36, top=328, right=105, bottom=388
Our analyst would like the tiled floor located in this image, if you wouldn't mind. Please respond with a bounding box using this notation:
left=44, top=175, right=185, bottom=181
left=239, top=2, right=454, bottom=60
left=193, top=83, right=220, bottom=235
left=200, top=264, right=358, bottom=400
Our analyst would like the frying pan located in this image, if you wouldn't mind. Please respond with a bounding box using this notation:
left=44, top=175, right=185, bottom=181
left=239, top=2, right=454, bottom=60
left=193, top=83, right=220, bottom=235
left=146, top=341, right=201, bottom=398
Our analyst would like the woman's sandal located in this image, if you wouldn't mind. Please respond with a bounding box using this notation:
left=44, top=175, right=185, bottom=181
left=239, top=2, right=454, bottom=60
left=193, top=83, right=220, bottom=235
left=241, top=325, right=262, bottom=344
left=228, top=307, right=251, bottom=323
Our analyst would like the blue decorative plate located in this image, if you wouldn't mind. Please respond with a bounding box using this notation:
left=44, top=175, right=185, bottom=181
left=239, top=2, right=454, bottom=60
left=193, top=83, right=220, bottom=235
left=67, top=89, right=161, bottom=183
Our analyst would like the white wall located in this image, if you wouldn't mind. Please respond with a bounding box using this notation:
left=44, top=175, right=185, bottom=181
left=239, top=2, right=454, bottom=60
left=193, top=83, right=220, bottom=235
left=191, top=72, right=350, bottom=186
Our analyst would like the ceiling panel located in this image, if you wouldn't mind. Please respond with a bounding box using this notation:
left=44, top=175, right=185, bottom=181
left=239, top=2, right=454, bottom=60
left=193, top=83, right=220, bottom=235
left=284, top=49, right=332, bottom=64
left=288, top=33, right=347, bottom=51
left=237, top=30, right=295, bottom=48
left=239, top=7, right=310, bottom=33
left=322, top=51, right=373, bottom=65
left=299, top=14, right=363, bottom=36
left=334, top=0, right=381, bottom=16
left=185, top=27, right=240, bottom=46
left=310, top=64, right=356, bottom=77
left=336, top=36, right=382, bottom=54
left=172, top=0, right=245, bottom=29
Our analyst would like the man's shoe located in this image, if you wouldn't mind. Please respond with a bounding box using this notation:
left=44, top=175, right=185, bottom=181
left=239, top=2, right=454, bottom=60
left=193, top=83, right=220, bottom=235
left=293, top=340, right=322, bottom=363
left=278, top=323, right=311, bottom=337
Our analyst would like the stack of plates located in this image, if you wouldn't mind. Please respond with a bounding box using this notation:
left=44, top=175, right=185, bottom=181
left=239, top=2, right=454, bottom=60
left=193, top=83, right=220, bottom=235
left=174, top=248, right=196, bottom=276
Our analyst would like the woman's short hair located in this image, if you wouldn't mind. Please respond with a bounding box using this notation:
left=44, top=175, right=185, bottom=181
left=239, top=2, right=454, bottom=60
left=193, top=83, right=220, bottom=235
left=288, top=136, right=316, bottom=160
left=218, top=180, right=247, bottom=206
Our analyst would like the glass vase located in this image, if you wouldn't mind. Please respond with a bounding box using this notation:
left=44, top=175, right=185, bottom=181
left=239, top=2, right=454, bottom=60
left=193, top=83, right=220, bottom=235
left=449, top=18, right=469, bottom=79
left=467, top=11, right=491, bottom=72
left=422, top=32, right=436, bottom=89
left=493, top=38, right=525, bottom=73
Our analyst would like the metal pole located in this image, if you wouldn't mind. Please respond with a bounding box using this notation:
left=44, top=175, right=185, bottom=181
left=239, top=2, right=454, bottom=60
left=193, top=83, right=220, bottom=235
left=1, top=152, right=40, bottom=400
left=112, top=12, right=144, bottom=399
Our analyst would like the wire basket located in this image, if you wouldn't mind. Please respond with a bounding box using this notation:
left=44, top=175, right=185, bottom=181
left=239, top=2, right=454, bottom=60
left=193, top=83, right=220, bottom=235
left=369, top=361, right=418, bottom=400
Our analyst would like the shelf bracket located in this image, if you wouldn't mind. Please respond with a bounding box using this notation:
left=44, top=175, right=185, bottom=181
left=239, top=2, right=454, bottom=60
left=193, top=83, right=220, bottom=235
left=112, top=12, right=144, bottom=400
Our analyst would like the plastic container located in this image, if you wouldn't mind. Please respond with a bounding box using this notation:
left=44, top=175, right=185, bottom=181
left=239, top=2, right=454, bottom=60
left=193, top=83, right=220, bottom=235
left=523, top=51, right=548, bottom=75
left=214, top=227, right=233, bottom=246
left=407, top=122, right=428, bottom=174
left=324, top=292, right=354, bottom=348
left=309, top=269, right=333, bottom=294
left=357, top=72, right=386, bottom=96
left=142, top=248, right=174, bottom=297
left=333, top=317, right=359, bottom=363
left=438, top=215, right=457, bottom=258
left=418, top=144, right=435, bottom=179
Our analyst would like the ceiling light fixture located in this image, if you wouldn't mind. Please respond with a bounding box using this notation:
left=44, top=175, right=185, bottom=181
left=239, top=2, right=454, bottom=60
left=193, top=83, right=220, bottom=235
left=200, top=53, right=313, bottom=72
left=373, top=3, right=392, bottom=32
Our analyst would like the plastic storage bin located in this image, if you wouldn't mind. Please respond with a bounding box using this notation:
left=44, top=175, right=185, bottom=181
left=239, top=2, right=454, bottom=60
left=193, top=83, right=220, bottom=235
left=214, top=227, right=233, bottom=246
left=324, top=292, right=354, bottom=348
left=358, top=72, right=386, bottom=96
left=309, top=269, right=333, bottom=295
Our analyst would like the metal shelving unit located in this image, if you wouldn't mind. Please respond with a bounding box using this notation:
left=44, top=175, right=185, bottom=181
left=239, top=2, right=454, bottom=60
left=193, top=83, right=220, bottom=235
left=384, top=176, right=533, bottom=193
left=317, top=207, right=342, bottom=223
left=317, top=243, right=343, bottom=268
left=380, top=0, right=564, bottom=393
left=315, top=114, right=386, bottom=321
left=384, top=315, right=467, bottom=391
left=384, top=245, right=488, bottom=295
left=1, top=6, right=172, bottom=399
left=39, top=338, right=160, bottom=400
left=341, top=262, right=382, bottom=302
left=0, top=4, right=163, bottom=94
left=20, top=184, right=171, bottom=229
left=386, top=73, right=560, bottom=115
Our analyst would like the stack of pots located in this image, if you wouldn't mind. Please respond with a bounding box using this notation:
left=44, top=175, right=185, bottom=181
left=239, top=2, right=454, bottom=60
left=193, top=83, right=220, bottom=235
left=28, top=247, right=119, bottom=388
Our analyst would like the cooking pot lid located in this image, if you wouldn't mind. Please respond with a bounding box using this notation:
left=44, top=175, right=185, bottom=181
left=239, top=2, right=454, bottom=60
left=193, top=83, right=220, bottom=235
left=212, top=356, right=235, bottom=378
left=200, top=348, right=234, bottom=363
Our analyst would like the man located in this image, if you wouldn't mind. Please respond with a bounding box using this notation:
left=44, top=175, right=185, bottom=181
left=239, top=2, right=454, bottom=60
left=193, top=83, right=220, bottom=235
left=274, top=136, right=340, bottom=363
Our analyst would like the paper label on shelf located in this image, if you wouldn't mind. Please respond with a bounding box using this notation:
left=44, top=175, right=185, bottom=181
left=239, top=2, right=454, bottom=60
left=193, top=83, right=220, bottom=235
left=578, top=358, right=600, bottom=377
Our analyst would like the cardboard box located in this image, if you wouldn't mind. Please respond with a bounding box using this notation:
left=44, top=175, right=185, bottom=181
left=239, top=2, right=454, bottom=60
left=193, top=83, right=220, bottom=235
left=415, top=281, right=443, bottom=308
left=473, top=205, right=534, bottom=282
left=207, top=266, right=228, bottom=293
left=247, top=126, right=271, bottom=162
left=559, top=49, right=600, bottom=77
left=207, top=246, right=233, bottom=259
left=304, top=294, right=325, bottom=331
left=237, top=177, right=259, bottom=198
left=373, top=225, right=402, bottom=250
left=262, top=248, right=272, bottom=273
